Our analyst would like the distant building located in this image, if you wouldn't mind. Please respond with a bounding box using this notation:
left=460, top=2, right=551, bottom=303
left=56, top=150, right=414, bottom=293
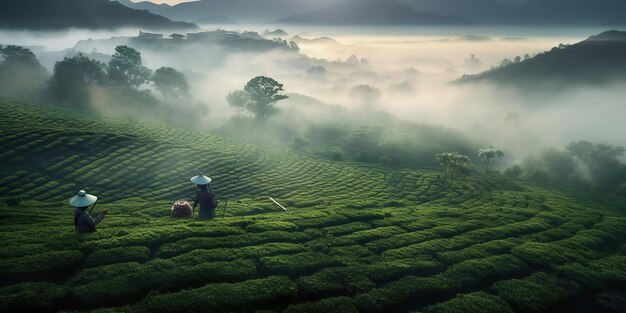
left=138, top=31, right=163, bottom=40
left=169, top=33, right=185, bottom=40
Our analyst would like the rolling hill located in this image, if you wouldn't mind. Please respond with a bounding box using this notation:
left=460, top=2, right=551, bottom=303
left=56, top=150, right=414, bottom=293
left=276, top=0, right=471, bottom=25
left=457, top=30, right=626, bottom=89
left=0, top=99, right=625, bottom=312
left=117, top=0, right=341, bottom=24
left=0, top=0, right=197, bottom=30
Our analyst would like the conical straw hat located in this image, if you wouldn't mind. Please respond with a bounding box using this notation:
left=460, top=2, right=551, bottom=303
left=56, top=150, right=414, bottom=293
left=191, top=174, right=212, bottom=185
left=69, top=190, right=97, bottom=207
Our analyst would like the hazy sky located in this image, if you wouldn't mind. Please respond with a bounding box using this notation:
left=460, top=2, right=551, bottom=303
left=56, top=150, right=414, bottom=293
left=132, top=0, right=532, bottom=8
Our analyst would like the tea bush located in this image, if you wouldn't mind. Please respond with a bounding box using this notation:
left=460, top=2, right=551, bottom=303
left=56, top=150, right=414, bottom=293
left=1, top=100, right=625, bottom=312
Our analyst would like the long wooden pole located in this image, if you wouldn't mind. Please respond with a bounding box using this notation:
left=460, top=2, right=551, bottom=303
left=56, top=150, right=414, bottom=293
left=269, top=197, right=287, bottom=211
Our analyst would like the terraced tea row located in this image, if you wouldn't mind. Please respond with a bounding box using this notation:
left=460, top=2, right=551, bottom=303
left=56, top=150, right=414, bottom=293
left=1, top=100, right=625, bottom=312
left=1, top=100, right=483, bottom=204
left=1, top=188, right=625, bottom=312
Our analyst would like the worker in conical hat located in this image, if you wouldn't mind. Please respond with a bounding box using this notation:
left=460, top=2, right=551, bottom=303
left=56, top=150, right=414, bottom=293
left=70, top=190, right=107, bottom=233
left=191, top=174, right=218, bottom=219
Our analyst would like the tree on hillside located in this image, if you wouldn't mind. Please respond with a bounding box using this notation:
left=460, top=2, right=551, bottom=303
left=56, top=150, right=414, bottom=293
left=50, top=53, right=106, bottom=109
left=0, top=45, right=47, bottom=101
left=107, top=45, right=151, bottom=89
left=153, top=67, right=190, bottom=101
left=350, top=84, right=381, bottom=105
left=226, top=76, right=288, bottom=122
left=436, top=152, right=473, bottom=190
left=478, top=145, right=505, bottom=172
left=566, top=141, right=626, bottom=191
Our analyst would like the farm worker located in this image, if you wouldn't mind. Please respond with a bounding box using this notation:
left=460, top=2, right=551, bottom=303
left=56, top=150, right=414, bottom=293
left=70, top=190, right=107, bottom=233
left=191, top=174, right=218, bottom=219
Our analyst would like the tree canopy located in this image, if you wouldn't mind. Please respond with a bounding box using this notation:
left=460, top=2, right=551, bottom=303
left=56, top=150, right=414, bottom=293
left=227, top=76, right=288, bottom=122
left=153, top=67, right=190, bottom=101
left=435, top=152, right=474, bottom=189
left=0, top=45, right=47, bottom=101
left=107, top=45, right=151, bottom=89
left=478, top=145, right=505, bottom=172
left=50, top=53, right=106, bottom=109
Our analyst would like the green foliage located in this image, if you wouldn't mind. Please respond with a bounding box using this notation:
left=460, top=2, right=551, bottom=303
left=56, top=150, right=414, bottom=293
left=492, top=272, right=582, bottom=313
left=283, top=297, right=358, bottom=313
left=132, top=276, right=296, bottom=313
left=227, top=76, right=288, bottom=121
left=157, top=231, right=310, bottom=258
left=365, top=260, right=443, bottom=284
left=108, top=45, right=151, bottom=89
left=69, top=259, right=258, bottom=308
left=355, top=275, right=446, bottom=313
left=423, top=291, right=513, bottom=313
left=0, top=100, right=625, bottom=312
left=290, top=136, right=310, bottom=151
left=506, top=142, right=626, bottom=195
left=567, top=141, right=626, bottom=192
left=556, top=255, right=626, bottom=290
left=0, top=282, right=67, bottom=312
left=246, top=221, right=299, bottom=233
left=50, top=53, right=106, bottom=109
left=3, top=196, right=21, bottom=207
left=259, top=252, right=343, bottom=276
left=0, top=250, right=84, bottom=278
left=168, top=242, right=307, bottom=265
left=443, top=254, right=528, bottom=289
left=85, top=246, right=150, bottom=268
left=0, top=45, right=47, bottom=102
left=435, top=152, right=474, bottom=188
left=298, top=266, right=375, bottom=298
left=478, top=145, right=505, bottom=172
left=153, top=67, right=190, bottom=100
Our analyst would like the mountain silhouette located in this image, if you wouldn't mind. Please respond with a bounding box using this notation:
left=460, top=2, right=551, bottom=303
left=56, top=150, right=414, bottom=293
left=0, top=0, right=197, bottom=30
left=457, top=30, right=626, bottom=89
left=276, top=0, right=472, bottom=25
left=117, top=0, right=340, bottom=23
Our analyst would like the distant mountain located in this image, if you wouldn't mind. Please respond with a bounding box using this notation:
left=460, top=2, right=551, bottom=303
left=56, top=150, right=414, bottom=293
left=276, top=0, right=472, bottom=25
left=118, top=0, right=341, bottom=23
left=115, top=0, right=171, bottom=11
left=511, top=0, right=626, bottom=25
left=400, top=0, right=511, bottom=23
left=457, top=30, right=626, bottom=88
left=0, top=0, right=197, bottom=30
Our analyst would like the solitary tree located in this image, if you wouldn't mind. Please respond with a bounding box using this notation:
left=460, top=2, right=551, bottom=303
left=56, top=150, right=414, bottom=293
left=436, top=152, right=473, bottom=189
left=478, top=145, right=505, bottom=172
left=227, top=76, right=288, bottom=122
left=153, top=67, right=190, bottom=101
left=107, top=45, right=151, bottom=89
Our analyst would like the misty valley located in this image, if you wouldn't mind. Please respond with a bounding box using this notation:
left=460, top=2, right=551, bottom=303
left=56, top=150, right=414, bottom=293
left=1, top=0, right=626, bottom=313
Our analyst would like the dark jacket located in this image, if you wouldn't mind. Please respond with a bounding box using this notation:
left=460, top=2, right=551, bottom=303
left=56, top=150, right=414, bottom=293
left=193, top=188, right=216, bottom=210
left=75, top=209, right=105, bottom=233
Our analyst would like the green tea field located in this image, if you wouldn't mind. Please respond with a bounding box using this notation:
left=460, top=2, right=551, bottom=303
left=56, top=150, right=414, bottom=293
left=1, top=99, right=625, bottom=313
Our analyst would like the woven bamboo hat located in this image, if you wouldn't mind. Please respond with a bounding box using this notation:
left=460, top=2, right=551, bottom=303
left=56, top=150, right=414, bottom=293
left=191, top=174, right=212, bottom=185
left=69, top=190, right=97, bottom=207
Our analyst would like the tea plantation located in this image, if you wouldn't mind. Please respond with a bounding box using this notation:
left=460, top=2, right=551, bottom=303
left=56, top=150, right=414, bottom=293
left=1, top=99, right=625, bottom=313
